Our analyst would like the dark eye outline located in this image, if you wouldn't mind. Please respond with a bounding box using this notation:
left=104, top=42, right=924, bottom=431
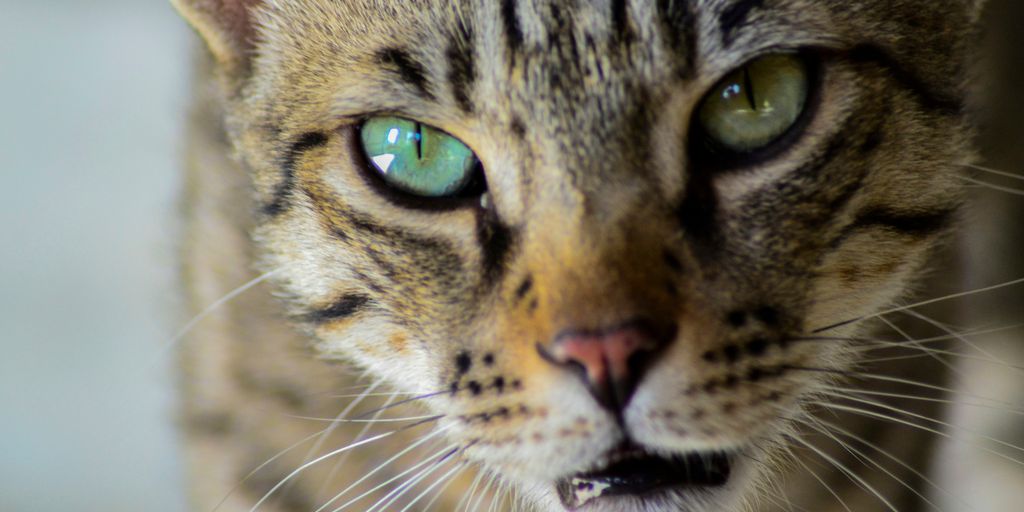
left=689, top=51, right=823, bottom=173
left=349, top=118, right=488, bottom=212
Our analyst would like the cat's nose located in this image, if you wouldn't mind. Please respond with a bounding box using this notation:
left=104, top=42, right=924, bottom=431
left=539, top=321, right=676, bottom=413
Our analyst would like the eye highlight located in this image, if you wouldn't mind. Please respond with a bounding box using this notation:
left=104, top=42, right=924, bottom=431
left=695, top=54, right=812, bottom=157
left=359, top=117, right=482, bottom=198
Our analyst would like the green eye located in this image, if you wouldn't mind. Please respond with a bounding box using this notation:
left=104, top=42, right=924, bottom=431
left=359, top=116, right=481, bottom=198
left=697, top=54, right=811, bottom=154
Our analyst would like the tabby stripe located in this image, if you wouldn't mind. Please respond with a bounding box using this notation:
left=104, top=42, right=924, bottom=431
left=656, top=0, right=698, bottom=79
left=718, top=0, right=764, bottom=46
left=831, top=206, right=956, bottom=249
left=304, top=184, right=468, bottom=284
left=847, top=45, right=962, bottom=115
left=308, top=294, right=373, bottom=324
left=476, top=208, right=517, bottom=288
left=447, top=19, right=477, bottom=113
left=611, top=0, right=631, bottom=40
left=376, top=47, right=435, bottom=99
left=264, top=132, right=328, bottom=216
left=500, top=0, right=523, bottom=54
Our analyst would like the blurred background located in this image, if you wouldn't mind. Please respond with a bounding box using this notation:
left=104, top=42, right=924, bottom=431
left=0, top=1, right=188, bottom=510
left=0, top=1, right=1020, bottom=511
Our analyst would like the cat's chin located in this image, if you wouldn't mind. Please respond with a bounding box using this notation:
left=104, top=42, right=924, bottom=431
left=546, top=442, right=744, bottom=512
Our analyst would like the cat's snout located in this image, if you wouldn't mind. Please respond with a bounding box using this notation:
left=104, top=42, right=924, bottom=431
left=538, top=320, right=676, bottom=413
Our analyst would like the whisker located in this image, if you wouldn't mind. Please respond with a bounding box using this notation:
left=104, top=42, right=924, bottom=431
left=788, top=433, right=899, bottom=512
left=788, top=364, right=1024, bottom=423
left=815, top=416, right=976, bottom=512
left=285, top=380, right=383, bottom=498
left=316, top=391, right=401, bottom=499
left=785, top=444, right=853, bottom=512
left=900, top=309, right=1024, bottom=378
left=288, top=414, right=443, bottom=424
left=810, top=399, right=1024, bottom=469
left=799, top=417, right=944, bottom=511
left=328, top=391, right=426, bottom=399
left=956, top=174, right=1024, bottom=196
left=792, top=323, right=1022, bottom=346
left=248, top=415, right=443, bottom=512
left=456, top=466, right=488, bottom=512
left=820, top=390, right=1024, bottom=456
left=470, top=470, right=502, bottom=512
left=324, top=440, right=457, bottom=512
left=364, top=444, right=464, bottom=512
left=876, top=315, right=966, bottom=383
left=422, top=464, right=470, bottom=512
left=164, top=267, right=283, bottom=357
left=810, top=277, right=1024, bottom=333
left=312, top=423, right=450, bottom=512
left=822, top=384, right=1024, bottom=416
left=399, top=461, right=469, bottom=512
left=353, top=390, right=449, bottom=419
left=211, top=427, right=332, bottom=512
left=963, top=163, right=1024, bottom=181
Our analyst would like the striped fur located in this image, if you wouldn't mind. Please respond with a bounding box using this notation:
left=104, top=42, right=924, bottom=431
left=173, top=1, right=988, bottom=510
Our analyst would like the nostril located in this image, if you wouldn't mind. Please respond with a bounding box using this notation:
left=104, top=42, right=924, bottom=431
left=538, top=320, right=676, bottom=412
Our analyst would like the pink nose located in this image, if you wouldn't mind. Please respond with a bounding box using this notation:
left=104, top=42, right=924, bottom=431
left=540, top=322, right=675, bottom=412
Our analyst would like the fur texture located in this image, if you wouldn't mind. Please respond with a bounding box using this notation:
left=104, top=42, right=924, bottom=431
left=173, top=1, right=988, bottom=510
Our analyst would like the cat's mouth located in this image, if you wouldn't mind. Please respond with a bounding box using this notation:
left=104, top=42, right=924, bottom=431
left=555, top=443, right=733, bottom=509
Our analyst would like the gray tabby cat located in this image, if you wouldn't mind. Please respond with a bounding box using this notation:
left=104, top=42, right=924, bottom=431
left=171, top=0, right=997, bottom=510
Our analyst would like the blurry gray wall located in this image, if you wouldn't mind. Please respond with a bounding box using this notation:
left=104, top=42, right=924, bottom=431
left=0, top=1, right=189, bottom=510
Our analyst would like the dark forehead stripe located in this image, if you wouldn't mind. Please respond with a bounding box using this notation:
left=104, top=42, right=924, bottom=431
left=264, top=131, right=328, bottom=217
left=656, top=0, right=699, bottom=79
left=447, top=17, right=477, bottom=113
left=375, top=47, right=435, bottom=100
left=500, top=0, right=523, bottom=54
left=718, top=0, right=764, bottom=45
left=611, top=0, right=632, bottom=40
left=307, top=294, right=374, bottom=324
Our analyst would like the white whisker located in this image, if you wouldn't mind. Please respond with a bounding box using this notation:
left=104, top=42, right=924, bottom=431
left=817, top=417, right=976, bottom=512
left=165, top=267, right=283, bottom=357
left=790, top=433, right=899, bottom=512
left=801, top=417, right=944, bottom=511
left=249, top=417, right=441, bottom=512
left=963, top=163, right=1024, bottom=181
left=811, top=399, right=1024, bottom=469
left=364, top=445, right=462, bottom=512
left=314, top=426, right=450, bottom=512
left=399, top=461, right=468, bottom=512
left=957, top=174, right=1024, bottom=195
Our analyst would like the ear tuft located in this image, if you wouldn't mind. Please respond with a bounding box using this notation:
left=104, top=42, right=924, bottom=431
left=171, top=0, right=263, bottom=69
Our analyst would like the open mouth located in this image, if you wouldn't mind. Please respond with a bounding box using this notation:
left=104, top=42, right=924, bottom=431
left=556, top=443, right=733, bottom=510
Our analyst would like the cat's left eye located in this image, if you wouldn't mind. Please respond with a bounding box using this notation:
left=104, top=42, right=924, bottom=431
left=359, top=116, right=482, bottom=199
left=694, top=53, right=813, bottom=159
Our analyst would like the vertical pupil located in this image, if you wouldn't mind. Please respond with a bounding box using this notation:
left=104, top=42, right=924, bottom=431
left=414, top=122, right=423, bottom=159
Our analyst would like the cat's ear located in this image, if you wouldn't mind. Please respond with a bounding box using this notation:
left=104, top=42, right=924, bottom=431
left=171, top=0, right=263, bottom=71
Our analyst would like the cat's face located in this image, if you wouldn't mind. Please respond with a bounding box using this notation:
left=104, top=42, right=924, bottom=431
left=180, top=0, right=982, bottom=509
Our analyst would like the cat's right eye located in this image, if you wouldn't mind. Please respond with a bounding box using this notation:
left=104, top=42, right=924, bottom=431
left=694, top=53, right=813, bottom=159
left=358, top=116, right=483, bottom=199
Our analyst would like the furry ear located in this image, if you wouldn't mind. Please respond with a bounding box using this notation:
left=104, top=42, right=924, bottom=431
left=171, top=0, right=262, bottom=70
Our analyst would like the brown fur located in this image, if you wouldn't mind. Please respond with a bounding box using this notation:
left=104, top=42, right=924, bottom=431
left=173, top=1, right=989, bottom=510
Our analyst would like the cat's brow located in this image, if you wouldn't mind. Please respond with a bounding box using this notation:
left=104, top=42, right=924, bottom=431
left=374, top=47, right=436, bottom=101
left=718, top=0, right=766, bottom=46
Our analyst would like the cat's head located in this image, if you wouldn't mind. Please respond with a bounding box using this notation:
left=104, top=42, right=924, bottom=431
left=175, top=0, right=986, bottom=510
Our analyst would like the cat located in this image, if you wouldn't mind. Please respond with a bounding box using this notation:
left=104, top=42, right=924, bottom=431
left=170, top=1, right=1003, bottom=511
